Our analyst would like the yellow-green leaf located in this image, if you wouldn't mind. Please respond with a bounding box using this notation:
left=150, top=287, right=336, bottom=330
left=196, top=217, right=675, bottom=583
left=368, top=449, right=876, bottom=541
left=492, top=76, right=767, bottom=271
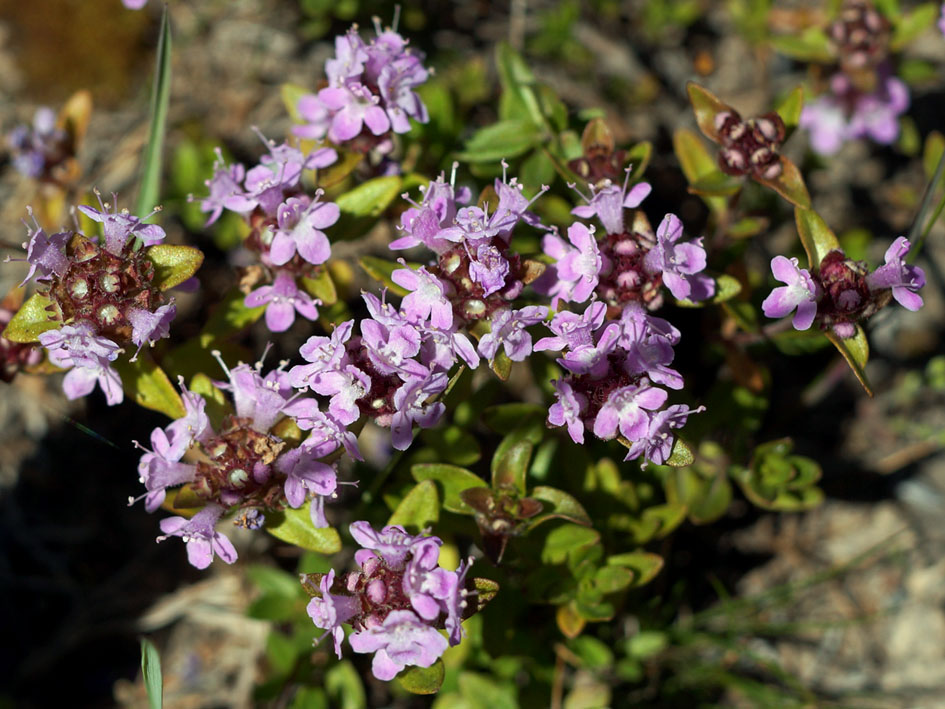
left=113, top=353, right=186, bottom=419
left=770, top=27, right=834, bottom=62
left=826, top=325, right=873, bottom=396
left=336, top=176, right=403, bottom=217
left=397, top=660, right=445, bottom=695
left=280, top=82, right=309, bottom=123
left=676, top=273, right=743, bottom=307
left=411, top=463, right=487, bottom=514
left=795, top=207, right=840, bottom=272
left=358, top=256, right=416, bottom=296
left=686, top=82, right=733, bottom=143
left=146, top=244, right=204, bottom=291
left=388, top=480, right=439, bottom=532
left=607, top=551, right=664, bottom=588
left=774, top=85, right=804, bottom=135
left=754, top=156, right=810, bottom=209
left=673, top=129, right=727, bottom=216
left=891, top=2, right=939, bottom=51
left=265, top=507, right=342, bottom=553
left=301, top=267, right=337, bottom=305
left=2, top=293, right=60, bottom=343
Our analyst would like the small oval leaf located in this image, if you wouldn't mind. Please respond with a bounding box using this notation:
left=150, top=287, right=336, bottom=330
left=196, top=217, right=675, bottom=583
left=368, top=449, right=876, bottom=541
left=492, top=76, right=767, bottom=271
left=146, top=244, right=205, bottom=291
left=265, top=507, right=342, bottom=554
left=113, top=353, right=186, bottom=419
left=795, top=207, right=841, bottom=272
left=2, top=293, right=60, bottom=343
left=397, top=659, right=445, bottom=695
left=411, top=463, right=487, bottom=514
left=388, top=480, right=440, bottom=532
left=826, top=325, right=873, bottom=396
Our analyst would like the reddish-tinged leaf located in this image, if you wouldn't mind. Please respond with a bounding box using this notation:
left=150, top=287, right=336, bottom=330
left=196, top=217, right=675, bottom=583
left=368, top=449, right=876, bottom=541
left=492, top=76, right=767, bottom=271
left=686, top=82, right=733, bottom=143
left=754, top=156, right=811, bottom=209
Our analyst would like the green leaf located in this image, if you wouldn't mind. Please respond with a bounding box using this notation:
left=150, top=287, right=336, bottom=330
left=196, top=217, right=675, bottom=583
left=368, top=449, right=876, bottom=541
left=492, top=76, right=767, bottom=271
left=769, top=27, right=834, bottom=62
left=388, top=480, right=440, bottom=532
left=826, top=325, right=873, bottom=396
left=358, top=256, right=415, bottom=296
left=891, top=2, right=939, bottom=51
left=397, top=659, right=445, bottom=695
left=666, top=438, right=695, bottom=467
left=673, top=128, right=727, bottom=216
left=675, top=273, right=743, bottom=307
left=687, top=170, right=742, bottom=197
left=280, top=82, right=308, bottom=123
left=794, top=207, right=840, bottom=272
left=335, top=175, right=403, bottom=217
left=469, top=577, right=500, bottom=616
left=481, top=403, right=546, bottom=432
left=113, top=353, right=186, bottom=419
left=202, top=287, right=266, bottom=337
left=136, top=6, right=172, bottom=220
left=411, top=463, right=487, bottom=514
left=490, top=348, right=513, bottom=381
left=421, top=424, right=481, bottom=467
left=455, top=119, right=542, bottom=163
left=247, top=565, right=303, bottom=599
left=325, top=661, right=366, bottom=709
left=140, top=638, right=163, bottom=709
left=686, top=82, right=731, bottom=143
left=458, top=672, right=518, bottom=709
left=754, top=157, right=810, bottom=209
left=2, top=293, right=60, bottom=343
left=146, top=244, right=205, bottom=291
left=556, top=602, right=586, bottom=639
left=495, top=42, right=545, bottom=129
left=688, top=473, right=733, bottom=524
left=773, top=85, right=804, bottom=135
left=541, top=524, right=600, bottom=564
left=265, top=507, right=342, bottom=553
left=727, top=216, right=769, bottom=239
left=607, top=551, right=664, bottom=588
left=519, top=148, right=556, bottom=192
left=625, top=141, right=653, bottom=182
left=301, top=268, right=337, bottom=305
left=527, top=486, right=592, bottom=528
left=492, top=440, right=532, bottom=495
left=189, top=372, right=229, bottom=428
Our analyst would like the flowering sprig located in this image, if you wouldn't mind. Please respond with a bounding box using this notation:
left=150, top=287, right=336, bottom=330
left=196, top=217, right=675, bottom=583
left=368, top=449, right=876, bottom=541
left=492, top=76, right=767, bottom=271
left=303, top=522, right=474, bottom=680
left=762, top=236, right=924, bottom=338
left=294, top=19, right=429, bottom=155
left=537, top=170, right=714, bottom=311
left=540, top=301, right=703, bottom=465
left=6, top=195, right=201, bottom=405
left=198, top=135, right=339, bottom=332
left=133, top=352, right=355, bottom=567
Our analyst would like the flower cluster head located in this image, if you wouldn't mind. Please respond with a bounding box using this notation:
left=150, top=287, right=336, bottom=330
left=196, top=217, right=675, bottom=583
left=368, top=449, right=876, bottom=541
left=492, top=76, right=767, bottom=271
left=540, top=300, right=703, bottom=465
left=198, top=134, right=339, bottom=332
left=800, top=69, right=908, bottom=155
left=135, top=351, right=354, bottom=568
left=714, top=110, right=786, bottom=181
left=762, top=237, right=925, bottom=338
left=6, top=107, right=75, bottom=182
left=16, top=195, right=179, bottom=404
left=537, top=171, right=714, bottom=310
left=829, top=0, right=890, bottom=73
left=295, top=18, right=429, bottom=153
left=304, top=522, right=471, bottom=681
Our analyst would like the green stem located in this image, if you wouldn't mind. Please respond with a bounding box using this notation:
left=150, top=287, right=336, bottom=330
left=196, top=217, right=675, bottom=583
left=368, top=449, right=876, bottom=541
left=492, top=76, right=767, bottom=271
left=907, top=143, right=945, bottom=262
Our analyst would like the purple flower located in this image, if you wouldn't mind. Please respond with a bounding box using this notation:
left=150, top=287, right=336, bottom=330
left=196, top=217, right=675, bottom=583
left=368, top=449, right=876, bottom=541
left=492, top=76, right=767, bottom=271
left=865, top=237, right=925, bottom=311
left=135, top=426, right=198, bottom=512
left=245, top=271, right=321, bottom=332
left=78, top=193, right=165, bottom=255
left=39, top=323, right=123, bottom=405
left=571, top=177, right=651, bottom=235
left=643, top=214, right=714, bottom=301
left=468, top=243, right=510, bottom=297
left=200, top=152, right=248, bottom=226
left=348, top=609, right=449, bottom=681
left=289, top=321, right=354, bottom=389
left=390, top=371, right=448, bottom=450
left=19, top=210, right=69, bottom=286
left=477, top=306, right=549, bottom=362
left=391, top=265, right=454, bottom=329
left=391, top=170, right=471, bottom=253
left=534, top=301, right=607, bottom=352
left=799, top=94, right=849, bottom=156
left=548, top=379, right=588, bottom=444
left=622, top=404, right=704, bottom=466
left=593, top=381, right=668, bottom=442
left=157, top=505, right=238, bottom=570
left=847, top=75, right=909, bottom=146
left=320, top=84, right=391, bottom=142
left=378, top=54, right=430, bottom=132
left=293, top=406, right=363, bottom=461
left=128, top=301, right=176, bottom=358
left=268, top=194, right=339, bottom=266
left=618, top=304, right=683, bottom=390
left=122, top=0, right=148, bottom=8
left=307, top=570, right=361, bottom=658
left=761, top=256, right=820, bottom=330
left=275, top=446, right=337, bottom=527
left=213, top=354, right=292, bottom=433
left=557, top=321, right=621, bottom=379
left=361, top=319, right=427, bottom=378
left=539, top=222, right=602, bottom=305
left=349, top=521, right=421, bottom=569
left=309, top=364, right=371, bottom=425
